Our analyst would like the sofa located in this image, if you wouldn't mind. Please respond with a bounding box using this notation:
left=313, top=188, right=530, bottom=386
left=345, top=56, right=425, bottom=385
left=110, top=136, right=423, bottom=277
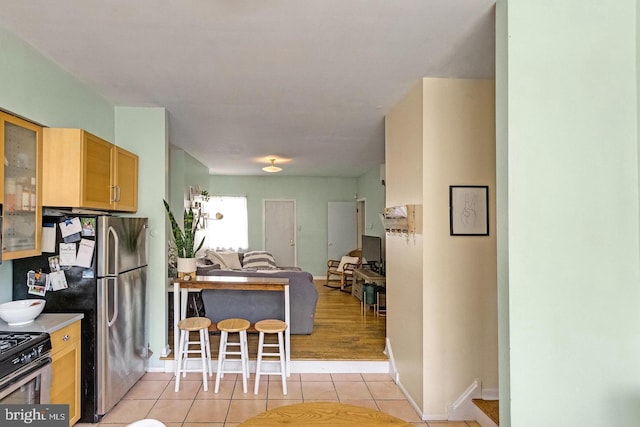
left=196, top=250, right=301, bottom=274
left=199, top=269, right=318, bottom=335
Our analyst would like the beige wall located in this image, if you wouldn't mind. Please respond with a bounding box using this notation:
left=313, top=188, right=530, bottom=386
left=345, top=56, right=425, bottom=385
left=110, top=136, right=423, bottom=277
left=385, top=78, right=497, bottom=419
left=385, top=80, right=425, bottom=409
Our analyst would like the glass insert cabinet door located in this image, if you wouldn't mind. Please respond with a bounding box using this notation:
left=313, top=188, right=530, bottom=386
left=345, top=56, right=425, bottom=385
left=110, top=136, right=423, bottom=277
left=0, top=111, right=43, bottom=259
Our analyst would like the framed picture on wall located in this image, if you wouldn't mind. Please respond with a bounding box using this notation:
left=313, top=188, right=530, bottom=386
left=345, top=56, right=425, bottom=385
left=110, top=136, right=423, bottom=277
left=449, top=185, right=489, bottom=236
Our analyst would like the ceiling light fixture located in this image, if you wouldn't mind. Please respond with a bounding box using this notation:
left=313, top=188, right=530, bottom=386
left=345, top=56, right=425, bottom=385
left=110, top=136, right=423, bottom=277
left=262, top=158, right=282, bottom=173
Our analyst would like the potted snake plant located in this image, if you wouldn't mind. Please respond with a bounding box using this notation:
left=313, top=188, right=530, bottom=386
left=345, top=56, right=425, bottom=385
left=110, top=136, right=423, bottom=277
left=163, top=199, right=205, bottom=279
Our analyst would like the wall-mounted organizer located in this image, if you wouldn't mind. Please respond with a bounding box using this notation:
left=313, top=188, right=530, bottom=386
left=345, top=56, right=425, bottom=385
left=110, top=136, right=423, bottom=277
left=380, top=204, right=418, bottom=234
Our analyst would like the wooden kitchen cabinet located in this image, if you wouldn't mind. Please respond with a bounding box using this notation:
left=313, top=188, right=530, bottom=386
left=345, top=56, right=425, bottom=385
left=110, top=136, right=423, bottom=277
left=50, top=320, right=81, bottom=426
left=111, top=145, right=138, bottom=212
left=0, top=111, right=43, bottom=260
left=43, top=128, right=138, bottom=212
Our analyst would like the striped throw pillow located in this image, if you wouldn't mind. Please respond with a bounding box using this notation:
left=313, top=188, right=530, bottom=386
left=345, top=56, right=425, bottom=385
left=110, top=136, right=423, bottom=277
left=242, top=251, right=277, bottom=269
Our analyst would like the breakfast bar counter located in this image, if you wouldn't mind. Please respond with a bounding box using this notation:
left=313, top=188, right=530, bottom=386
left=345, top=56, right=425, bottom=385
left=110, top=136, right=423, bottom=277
left=171, top=275, right=290, bottom=374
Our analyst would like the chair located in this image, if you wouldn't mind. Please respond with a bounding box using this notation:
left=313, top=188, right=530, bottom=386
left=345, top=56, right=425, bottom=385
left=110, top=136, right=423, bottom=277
left=325, top=249, right=362, bottom=292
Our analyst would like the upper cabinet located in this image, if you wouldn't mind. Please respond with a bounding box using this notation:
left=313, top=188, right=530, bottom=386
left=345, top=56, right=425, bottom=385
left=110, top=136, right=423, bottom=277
left=43, top=128, right=138, bottom=212
left=0, top=111, right=43, bottom=260
left=111, top=145, right=138, bottom=212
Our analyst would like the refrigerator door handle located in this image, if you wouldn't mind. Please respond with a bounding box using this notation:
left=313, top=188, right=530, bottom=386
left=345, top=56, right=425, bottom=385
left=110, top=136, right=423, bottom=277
left=107, top=226, right=119, bottom=276
left=107, top=277, right=119, bottom=327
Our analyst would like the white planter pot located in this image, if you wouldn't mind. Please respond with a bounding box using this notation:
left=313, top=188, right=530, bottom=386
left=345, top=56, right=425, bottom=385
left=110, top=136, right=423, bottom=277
left=177, top=257, right=197, bottom=279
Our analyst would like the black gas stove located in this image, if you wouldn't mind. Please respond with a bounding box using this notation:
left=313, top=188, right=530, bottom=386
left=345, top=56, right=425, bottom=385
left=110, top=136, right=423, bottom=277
left=0, top=331, right=51, bottom=379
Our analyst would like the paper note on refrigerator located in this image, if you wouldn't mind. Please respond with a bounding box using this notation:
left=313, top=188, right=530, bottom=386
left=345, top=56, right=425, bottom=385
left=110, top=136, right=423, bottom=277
left=42, top=223, right=56, bottom=253
left=75, top=239, right=95, bottom=268
left=59, top=217, right=82, bottom=238
left=59, top=243, right=76, bottom=266
left=49, top=270, right=68, bottom=291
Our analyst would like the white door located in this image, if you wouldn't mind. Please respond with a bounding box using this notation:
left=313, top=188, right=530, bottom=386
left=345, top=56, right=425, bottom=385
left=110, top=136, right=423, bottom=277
left=264, top=200, right=296, bottom=267
left=328, top=201, right=357, bottom=261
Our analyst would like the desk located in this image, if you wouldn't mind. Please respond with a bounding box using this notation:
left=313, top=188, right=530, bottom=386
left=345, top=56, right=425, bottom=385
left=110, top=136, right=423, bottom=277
left=352, top=269, right=386, bottom=316
left=172, top=275, right=290, bottom=375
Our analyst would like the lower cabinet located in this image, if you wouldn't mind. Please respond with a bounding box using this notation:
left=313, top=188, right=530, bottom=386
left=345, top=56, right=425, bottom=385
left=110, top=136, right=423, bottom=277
left=50, top=320, right=81, bottom=426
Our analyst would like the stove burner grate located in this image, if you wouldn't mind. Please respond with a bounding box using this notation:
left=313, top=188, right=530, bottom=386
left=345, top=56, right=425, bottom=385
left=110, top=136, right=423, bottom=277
left=0, top=333, right=39, bottom=353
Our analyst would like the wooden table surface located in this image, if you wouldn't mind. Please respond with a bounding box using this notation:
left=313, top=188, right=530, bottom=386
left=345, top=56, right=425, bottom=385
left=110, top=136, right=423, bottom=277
left=238, top=402, right=413, bottom=426
left=353, top=268, right=386, bottom=286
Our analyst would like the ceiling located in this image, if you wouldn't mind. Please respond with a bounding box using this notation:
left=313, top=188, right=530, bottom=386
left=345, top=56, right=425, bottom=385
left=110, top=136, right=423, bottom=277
left=0, top=0, right=495, bottom=177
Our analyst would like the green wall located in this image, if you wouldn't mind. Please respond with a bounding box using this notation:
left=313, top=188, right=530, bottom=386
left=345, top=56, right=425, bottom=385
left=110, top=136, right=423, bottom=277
left=0, top=29, right=114, bottom=141
left=208, top=173, right=384, bottom=276
left=495, top=1, right=510, bottom=425
left=115, top=107, right=169, bottom=369
left=0, top=29, right=170, bottom=368
left=499, top=1, right=640, bottom=426
left=0, top=28, right=115, bottom=303
left=168, top=147, right=210, bottom=226
left=357, top=165, right=386, bottom=239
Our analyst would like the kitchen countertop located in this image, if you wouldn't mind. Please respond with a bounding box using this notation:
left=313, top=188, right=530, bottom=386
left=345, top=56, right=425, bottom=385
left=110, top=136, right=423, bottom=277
left=0, top=313, right=84, bottom=334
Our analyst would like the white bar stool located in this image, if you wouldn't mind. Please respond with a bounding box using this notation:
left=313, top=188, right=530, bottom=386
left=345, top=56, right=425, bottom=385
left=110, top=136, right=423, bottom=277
left=254, top=319, right=287, bottom=395
left=175, top=317, right=212, bottom=392
left=215, top=318, right=250, bottom=393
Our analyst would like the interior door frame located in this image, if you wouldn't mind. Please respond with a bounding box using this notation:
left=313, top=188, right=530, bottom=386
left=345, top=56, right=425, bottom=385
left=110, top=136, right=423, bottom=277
left=263, top=199, right=297, bottom=267
left=357, top=198, right=366, bottom=249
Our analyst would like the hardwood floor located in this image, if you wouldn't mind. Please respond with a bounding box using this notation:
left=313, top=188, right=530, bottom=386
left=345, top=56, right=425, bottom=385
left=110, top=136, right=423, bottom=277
left=291, top=280, right=387, bottom=360
left=168, top=279, right=388, bottom=361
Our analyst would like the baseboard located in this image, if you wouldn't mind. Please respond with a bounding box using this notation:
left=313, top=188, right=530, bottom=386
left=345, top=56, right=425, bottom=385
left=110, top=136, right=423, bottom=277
left=447, top=379, right=482, bottom=421
left=159, top=345, right=172, bottom=358
left=162, top=359, right=390, bottom=374
left=384, top=338, right=399, bottom=383
left=482, top=387, right=499, bottom=400
left=291, top=360, right=390, bottom=373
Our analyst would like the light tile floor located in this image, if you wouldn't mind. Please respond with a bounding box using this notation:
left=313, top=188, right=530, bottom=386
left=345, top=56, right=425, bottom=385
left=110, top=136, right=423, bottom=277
left=76, top=372, right=480, bottom=427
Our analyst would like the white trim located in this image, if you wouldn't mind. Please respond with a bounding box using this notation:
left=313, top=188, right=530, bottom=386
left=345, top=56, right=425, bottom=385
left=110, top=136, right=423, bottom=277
left=395, top=378, right=431, bottom=420
left=291, top=360, right=389, bottom=373
left=447, top=379, right=482, bottom=421
left=159, top=345, right=172, bottom=358
left=394, top=377, right=448, bottom=421
left=482, top=387, right=499, bottom=400
left=384, top=338, right=399, bottom=383
left=162, top=359, right=389, bottom=374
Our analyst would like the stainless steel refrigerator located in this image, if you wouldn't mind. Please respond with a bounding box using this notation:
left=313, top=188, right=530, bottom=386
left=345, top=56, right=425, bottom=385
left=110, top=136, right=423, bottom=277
left=13, top=214, right=148, bottom=423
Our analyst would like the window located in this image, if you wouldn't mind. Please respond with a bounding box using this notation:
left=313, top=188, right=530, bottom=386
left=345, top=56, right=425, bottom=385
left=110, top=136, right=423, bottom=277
left=204, top=196, right=248, bottom=251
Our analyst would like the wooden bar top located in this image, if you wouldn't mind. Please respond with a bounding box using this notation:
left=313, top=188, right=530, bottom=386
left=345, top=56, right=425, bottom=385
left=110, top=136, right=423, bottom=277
left=173, top=275, right=289, bottom=291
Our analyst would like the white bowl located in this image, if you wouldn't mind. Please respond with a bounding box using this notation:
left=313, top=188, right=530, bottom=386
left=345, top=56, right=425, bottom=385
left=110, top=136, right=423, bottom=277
left=0, top=299, right=46, bottom=326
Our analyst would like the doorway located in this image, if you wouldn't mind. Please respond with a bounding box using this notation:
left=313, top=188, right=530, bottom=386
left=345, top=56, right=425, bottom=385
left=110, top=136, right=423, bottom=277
left=264, top=200, right=296, bottom=267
